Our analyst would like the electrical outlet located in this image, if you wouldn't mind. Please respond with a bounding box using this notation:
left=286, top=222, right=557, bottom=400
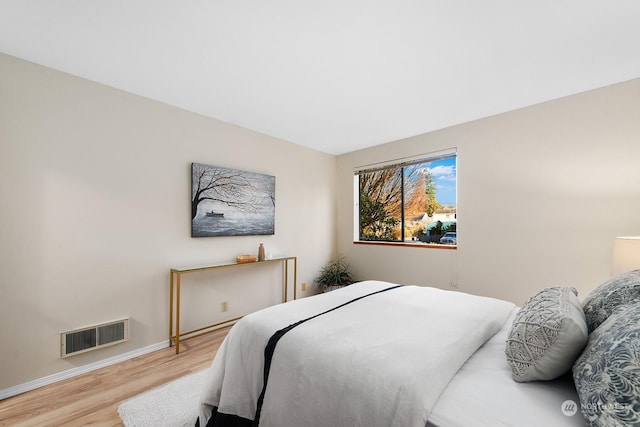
left=301, top=282, right=307, bottom=291
left=221, top=301, right=228, bottom=312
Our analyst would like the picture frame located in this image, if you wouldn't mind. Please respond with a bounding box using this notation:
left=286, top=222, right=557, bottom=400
left=191, top=163, right=275, bottom=237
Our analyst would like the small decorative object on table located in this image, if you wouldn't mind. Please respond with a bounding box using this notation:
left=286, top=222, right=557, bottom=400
left=236, top=255, right=257, bottom=263
left=258, top=243, right=265, bottom=261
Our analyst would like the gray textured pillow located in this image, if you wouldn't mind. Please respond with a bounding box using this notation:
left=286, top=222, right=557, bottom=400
left=573, top=302, right=640, bottom=426
left=505, top=287, right=588, bottom=382
left=582, top=269, right=640, bottom=333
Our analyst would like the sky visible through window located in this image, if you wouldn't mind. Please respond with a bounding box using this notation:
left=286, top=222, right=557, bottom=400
left=426, top=156, right=456, bottom=206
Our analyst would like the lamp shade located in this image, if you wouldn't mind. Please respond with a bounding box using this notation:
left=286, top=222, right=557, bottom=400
left=611, top=236, right=640, bottom=276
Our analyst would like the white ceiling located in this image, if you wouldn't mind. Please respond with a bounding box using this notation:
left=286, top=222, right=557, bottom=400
left=1, top=1, right=639, bottom=155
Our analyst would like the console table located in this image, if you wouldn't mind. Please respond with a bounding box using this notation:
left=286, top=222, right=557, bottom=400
left=169, top=256, right=297, bottom=354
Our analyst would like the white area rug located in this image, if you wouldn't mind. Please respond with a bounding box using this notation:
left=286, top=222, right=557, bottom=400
left=118, top=369, right=208, bottom=427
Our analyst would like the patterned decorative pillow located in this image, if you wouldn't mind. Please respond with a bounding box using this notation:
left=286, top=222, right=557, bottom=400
left=505, top=287, right=588, bottom=382
left=582, top=269, right=640, bottom=333
left=573, top=303, right=640, bottom=426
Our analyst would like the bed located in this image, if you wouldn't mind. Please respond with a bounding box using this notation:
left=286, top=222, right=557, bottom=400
left=197, top=273, right=640, bottom=427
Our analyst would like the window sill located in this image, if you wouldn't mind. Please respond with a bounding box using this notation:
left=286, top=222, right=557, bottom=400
left=353, top=241, right=457, bottom=250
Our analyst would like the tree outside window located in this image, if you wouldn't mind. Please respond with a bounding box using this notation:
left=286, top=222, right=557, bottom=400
left=356, top=152, right=457, bottom=245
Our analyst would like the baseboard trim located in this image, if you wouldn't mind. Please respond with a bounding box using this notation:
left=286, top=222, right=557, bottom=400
left=0, top=340, right=169, bottom=400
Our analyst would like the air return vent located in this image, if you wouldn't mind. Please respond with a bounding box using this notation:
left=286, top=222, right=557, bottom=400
left=60, top=318, right=129, bottom=358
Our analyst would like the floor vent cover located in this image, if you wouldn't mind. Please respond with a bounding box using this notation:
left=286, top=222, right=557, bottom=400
left=61, top=318, right=129, bottom=358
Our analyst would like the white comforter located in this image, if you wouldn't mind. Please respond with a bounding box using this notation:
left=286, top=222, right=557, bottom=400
left=198, top=281, right=515, bottom=427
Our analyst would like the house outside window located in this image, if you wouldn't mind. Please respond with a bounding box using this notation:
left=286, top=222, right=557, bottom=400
left=354, top=150, right=457, bottom=246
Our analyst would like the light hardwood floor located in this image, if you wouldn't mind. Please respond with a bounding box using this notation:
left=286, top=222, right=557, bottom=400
left=0, top=330, right=228, bottom=427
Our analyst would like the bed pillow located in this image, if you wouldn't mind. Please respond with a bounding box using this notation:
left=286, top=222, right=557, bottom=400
left=572, top=302, right=640, bottom=426
left=505, top=287, right=588, bottom=382
left=582, top=269, right=640, bottom=333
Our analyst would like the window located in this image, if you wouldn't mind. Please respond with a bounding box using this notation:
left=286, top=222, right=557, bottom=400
left=354, top=150, right=457, bottom=246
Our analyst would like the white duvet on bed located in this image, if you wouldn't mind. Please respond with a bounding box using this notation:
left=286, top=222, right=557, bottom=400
left=428, top=308, right=587, bottom=427
left=198, top=280, right=515, bottom=427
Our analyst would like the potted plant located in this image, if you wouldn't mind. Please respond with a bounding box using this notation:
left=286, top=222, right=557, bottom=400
left=315, top=256, right=354, bottom=292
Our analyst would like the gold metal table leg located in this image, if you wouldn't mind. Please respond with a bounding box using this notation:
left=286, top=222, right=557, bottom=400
left=176, top=274, right=181, bottom=354
left=284, top=260, right=289, bottom=303
left=293, top=258, right=297, bottom=300
left=169, top=271, right=174, bottom=348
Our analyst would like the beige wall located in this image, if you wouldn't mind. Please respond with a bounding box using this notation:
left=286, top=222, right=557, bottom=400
left=0, top=53, right=337, bottom=390
left=338, top=79, right=640, bottom=305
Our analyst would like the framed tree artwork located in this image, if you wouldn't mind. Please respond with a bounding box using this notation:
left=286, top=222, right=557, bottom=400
left=191, top=163, right=275, bottom=237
